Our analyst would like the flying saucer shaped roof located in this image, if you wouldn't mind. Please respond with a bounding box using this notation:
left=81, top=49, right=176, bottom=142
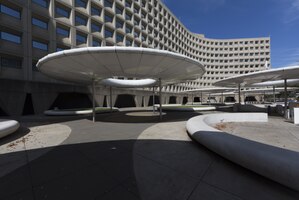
left=37, top=47, right=205, bottom=85
left=214, top=65, right=299, bottom=87
left=183, top=87, right=235, bottom=93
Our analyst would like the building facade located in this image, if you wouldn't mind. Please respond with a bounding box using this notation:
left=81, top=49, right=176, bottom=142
left=0, top=0, right=270, bottom=115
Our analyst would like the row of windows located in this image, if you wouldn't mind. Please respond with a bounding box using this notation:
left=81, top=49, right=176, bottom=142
left=1, top=2, right=270, bottom=59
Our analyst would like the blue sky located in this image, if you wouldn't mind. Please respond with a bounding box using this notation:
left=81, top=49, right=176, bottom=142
left=162, top=0, right=299, bottom=68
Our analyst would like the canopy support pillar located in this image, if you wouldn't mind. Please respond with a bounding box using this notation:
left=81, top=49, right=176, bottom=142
left=273, top=86, right=276, bottom=103
left=92, top=79, right=96, bottom=123
left=152, top=86, right=155, bottom=113
left=221, top=92, right=224, bottom=104
left=110, top=86, right=113, bottom=112
left=284, top=79, right=288, bottom=118
left=238, top=84, right=241, bottom=104
left=159, top=78, right=162, bottom=121
left=208, top=93, right=211, bottom=105
left=201, top=92, right=203, bottom=104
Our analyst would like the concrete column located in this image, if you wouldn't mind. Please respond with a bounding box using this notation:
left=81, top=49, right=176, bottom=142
left=110, top=86, right=113, bottom=112
left=159, top=78, right=162, bottom=121
left=284, top=79, right=288, bottom=118
left=135, top=95, right=143, bottom=107
left=144, top=96, right=150, bottom=107
left=32, top=92, right=58, bottom=114
left=238, top=84, right=241, bottom=104
left=92, top=80, right=95, bottom=122
left=273, top=86, right=276, bottom=103
left=152, top=86, right=155, bottom=113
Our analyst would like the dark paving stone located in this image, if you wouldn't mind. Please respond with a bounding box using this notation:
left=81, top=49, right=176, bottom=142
left=96, top=185, right=140, bottom=200
left=0, top=165, right=32, bottom=199
left=3, top=189, right=34, bottom=200
left=34, top=165, right=120, bottom=200
left=134, top=140, right=214, bottom=179
left=202, top=156, right=299, bottom=200
left=134, top=155, right=198, bottom=200
left=188, top=182, right=242, bottom=200
left=29, top=145, right=93, bottom=186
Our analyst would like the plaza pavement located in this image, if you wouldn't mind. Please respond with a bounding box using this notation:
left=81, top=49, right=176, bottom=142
left=0, top=110, right=298, bottom=199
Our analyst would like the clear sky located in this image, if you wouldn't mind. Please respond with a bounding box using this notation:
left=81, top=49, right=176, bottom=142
left=162, top=0, right=299, bottom=68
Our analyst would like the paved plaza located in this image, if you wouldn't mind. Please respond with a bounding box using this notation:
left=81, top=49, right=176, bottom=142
left=0, top=111, right=299, bottom=199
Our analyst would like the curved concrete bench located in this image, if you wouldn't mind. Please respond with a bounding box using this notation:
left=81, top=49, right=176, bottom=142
left=0, top=119, right=20, bottom=139
left=44, top=107, right=118, bottom=116
left=186, top=113, right=299, bottom=191
left=162, top=106, right=216, bottom=111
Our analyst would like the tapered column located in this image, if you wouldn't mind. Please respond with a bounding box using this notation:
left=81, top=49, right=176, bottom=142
left=159, top=78, right=162, bottom=121
left=152, top=86, right=155, bottom=113
left=238, top=84, right=241, bottom=104
left=110, top=86, right=113, bottom=112
left=273, top=86, right=276, bottom=103
left=222, top=92, right=224, bottom=104
left=92, top=79, right=96, bottom=122
left=284, top=79, right=288, bottom=118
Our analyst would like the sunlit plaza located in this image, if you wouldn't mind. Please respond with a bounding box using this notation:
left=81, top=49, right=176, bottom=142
left=1, top=0, right=299, bottom=199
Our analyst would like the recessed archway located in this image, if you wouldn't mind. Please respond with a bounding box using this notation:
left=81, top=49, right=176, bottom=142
left=169, top=96, right=177, bottom=104
left=194, top=97, right=200, bottom=102
left=50, top=92, right=92, bottom=109
left=114, top=94, right=136, bottom=108
left=148, top=95, right=160, bottom=106
left=224, top=96, right=236, bottom=103
left=182, top=97, right=188, bottom=105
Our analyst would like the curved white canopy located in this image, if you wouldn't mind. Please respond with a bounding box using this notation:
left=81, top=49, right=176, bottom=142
left=37, top=47, right=205, bottom=85
left=249, top=79, right=299, bottom=87
left=214, top=65, right=299, bottom=87
left=100, top=78, right=156, bottom=88
left=183, top=87, right=235, bottom=93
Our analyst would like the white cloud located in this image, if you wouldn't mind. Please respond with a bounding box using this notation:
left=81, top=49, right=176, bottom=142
left=283, top=0, right=299, bottom=24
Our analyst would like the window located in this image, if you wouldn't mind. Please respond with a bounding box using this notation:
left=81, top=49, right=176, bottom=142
left=32, top=60, right=38, bottom=71
left=32, top=40, right=48, bottom=51
left=105, top=14, right=113, bottom=23
left=0, top=31, right=21, bottom=44
left=91, top=23, right=102, bottom=32
left=116, top=20, right=123, bottom=29
left=32, top=17, right=48, bottom=29
left=1, top=56, right=22, bottom=68
left=116, top=6, right=123, bottom=15
left=55, top=6, right=70, bottom=18
left=126, top=25, right=132, bottom=34
left=126, top=39, right=132, bottom=46
left=134, top=18, right=140, bottom=26
left=92, top=39, right=101, bottom=46
left=104, top=0, right=113, bottom=8
left=76, top=33, right=87, bottom=44
left=75, top=15, right=87, bottom=26
left=116, top=34, right=123, bottom=43
left=56, top=47, right=64, bottom=51
left=75, top=0, right=86, bottom=8
left=32, top=0, right=48, bottom=8
left=0, top=4, right=21, bottom=19
left=125, top=12, right=132, bottom=20
left=56, top=26, right=69, bottom=37
left=125, top=1, right=132, bottom=8
left=91, top=6, right=101, bottom=16
left=105, top=29, right=113, bottom=38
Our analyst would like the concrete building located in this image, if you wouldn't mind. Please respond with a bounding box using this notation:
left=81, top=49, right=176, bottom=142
left=0, top=0, right=270, bottom=116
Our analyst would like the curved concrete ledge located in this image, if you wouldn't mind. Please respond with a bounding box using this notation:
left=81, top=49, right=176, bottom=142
left=44, top=107, right=118, bottom=116
left=0, top=119, right=20, bottom=139
left=162, top=106, right=216, bottom=111
left=186, top=113, right=299, bottom=191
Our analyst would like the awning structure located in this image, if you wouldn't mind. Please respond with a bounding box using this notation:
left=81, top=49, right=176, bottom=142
left=214, top=66, right=299, bottom=116
left=214, top=65, right=299, bottom=88
left=37, top=47, right=205, bottom=85
left=37, top=47, right=205, bottom=121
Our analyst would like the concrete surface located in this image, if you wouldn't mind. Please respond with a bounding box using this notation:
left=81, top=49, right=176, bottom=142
left=0, top=111, right=298, bottom=199
left=186, top=113, right=299, bottom=191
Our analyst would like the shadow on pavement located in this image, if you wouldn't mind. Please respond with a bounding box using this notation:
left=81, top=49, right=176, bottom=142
left=0, top=139, right=298, bottom=200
